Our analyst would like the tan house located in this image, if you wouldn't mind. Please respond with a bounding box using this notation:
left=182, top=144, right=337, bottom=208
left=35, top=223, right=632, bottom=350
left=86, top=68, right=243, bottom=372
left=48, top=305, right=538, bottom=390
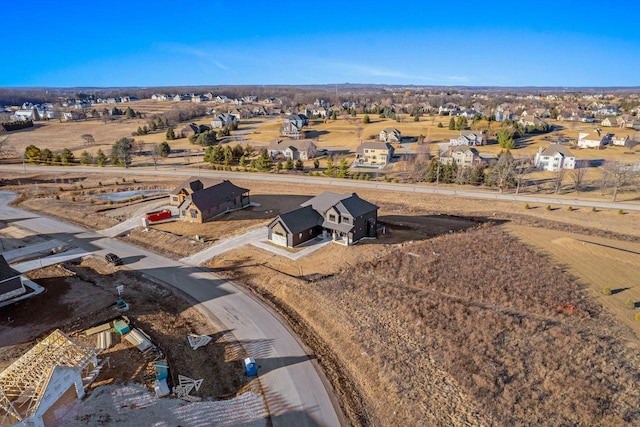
left=267, top=139, right=318, bottom=160
left=178, top=180, right=250, bottom=223
left=440, top=146, right=482, bottom=168
left=601, top=117, right=620, bottom=127
left=379, top=127, right=401, bottom=142
left=169, top=176, right=223, bottom=206
left=355, top=142, right=395, bottom=167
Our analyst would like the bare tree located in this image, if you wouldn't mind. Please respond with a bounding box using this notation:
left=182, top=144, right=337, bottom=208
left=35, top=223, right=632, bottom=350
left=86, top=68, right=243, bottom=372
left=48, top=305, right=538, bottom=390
left=601, top=160, right=638, bottom=202
left=513, top=155, right=535, bottom=194
left=490, top=151, right=515, bottom=193
left=0, top=129, right=16, bottom=159
left=552, top=168, right=566, bottom=194
left=150, top=144, right=161, bottom=170
left=569, top=167, right=588, bottom=193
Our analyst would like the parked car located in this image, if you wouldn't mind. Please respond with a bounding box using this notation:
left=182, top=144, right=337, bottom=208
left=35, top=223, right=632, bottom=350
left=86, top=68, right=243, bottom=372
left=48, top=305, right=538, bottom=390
left=105, top=253, right=123, bottom=266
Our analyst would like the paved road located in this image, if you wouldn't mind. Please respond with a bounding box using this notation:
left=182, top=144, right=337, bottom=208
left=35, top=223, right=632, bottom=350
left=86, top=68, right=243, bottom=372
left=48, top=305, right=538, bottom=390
left=0, top=191, right=343, bottom=427
left=1, top=164, right=638, bottom=211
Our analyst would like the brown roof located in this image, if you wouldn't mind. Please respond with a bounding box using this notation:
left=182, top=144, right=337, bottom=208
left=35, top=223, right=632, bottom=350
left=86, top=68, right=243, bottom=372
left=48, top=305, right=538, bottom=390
left=183, top=180, right=249, bottom=211
left=170, top=176, right=223, bottom=196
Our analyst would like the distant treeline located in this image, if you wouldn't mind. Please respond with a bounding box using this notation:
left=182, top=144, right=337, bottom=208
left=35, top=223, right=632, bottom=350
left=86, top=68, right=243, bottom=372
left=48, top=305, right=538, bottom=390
left=0, top=120, right=33, bottom=132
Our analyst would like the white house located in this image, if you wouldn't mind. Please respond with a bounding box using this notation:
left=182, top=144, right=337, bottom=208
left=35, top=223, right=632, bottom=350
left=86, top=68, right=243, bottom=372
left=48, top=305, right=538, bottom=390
left=534, top=144, right=576, bottom=171
left=611, top=135, right=630, bottom=147
left=577, top=130, right=611, bottom=149
left=449, top=131, right=484, bottom=146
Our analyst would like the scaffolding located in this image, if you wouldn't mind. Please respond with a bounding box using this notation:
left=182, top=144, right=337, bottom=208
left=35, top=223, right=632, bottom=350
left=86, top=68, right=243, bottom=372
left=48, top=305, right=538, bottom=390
left=0, top=329, right=98, bottom=426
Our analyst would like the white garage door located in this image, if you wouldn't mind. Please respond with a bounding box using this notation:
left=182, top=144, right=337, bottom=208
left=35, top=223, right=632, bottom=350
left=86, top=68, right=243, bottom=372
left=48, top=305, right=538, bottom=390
left=270, top=233, right=287, bottom=247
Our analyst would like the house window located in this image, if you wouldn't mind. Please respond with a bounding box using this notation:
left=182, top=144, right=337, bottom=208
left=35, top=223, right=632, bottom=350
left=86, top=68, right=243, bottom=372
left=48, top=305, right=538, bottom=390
left=329, top=214, right=336, bottom=222
left=190, top=209, right=197, bottom=219
left=299, top=233, right=303, bottom=239
left=343, top=217, right=350, bottom=224
left=181, top=210, right=186, bottom=216
left=172, top=196, right=178, bottom=202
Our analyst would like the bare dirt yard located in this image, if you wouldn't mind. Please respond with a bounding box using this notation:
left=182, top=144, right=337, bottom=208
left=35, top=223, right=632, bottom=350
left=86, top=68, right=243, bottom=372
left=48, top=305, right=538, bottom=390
left=2, top=170, right=640, bottom=426
left=0, top=256, right=264, bottom=424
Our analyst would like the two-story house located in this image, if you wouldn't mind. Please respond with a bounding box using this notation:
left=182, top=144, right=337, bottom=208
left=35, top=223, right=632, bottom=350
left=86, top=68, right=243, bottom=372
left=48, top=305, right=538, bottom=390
left=577, top=130, right=611, bottom=149
left=440, top=146, right=482, bottom=168
left=267, top=139, right=318, bottom=160
left=449, top=131, right=485, bottom=146
left=355, top=142, right=395, bottom=167
left=284, top=114, right=308, bottom=129
left=211, top=113, right=238, bottom=129
left=169, top=177, right=250, bottom=223
left=267, top=192, right=378, bottom=247
left=534, top=144, right=576, bottom=171
left=379, top=127, right=401, bottom=143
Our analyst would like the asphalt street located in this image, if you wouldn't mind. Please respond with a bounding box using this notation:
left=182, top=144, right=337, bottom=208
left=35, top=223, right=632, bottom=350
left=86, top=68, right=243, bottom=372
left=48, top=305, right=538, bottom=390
left=0, top=191, right=342, bottom=427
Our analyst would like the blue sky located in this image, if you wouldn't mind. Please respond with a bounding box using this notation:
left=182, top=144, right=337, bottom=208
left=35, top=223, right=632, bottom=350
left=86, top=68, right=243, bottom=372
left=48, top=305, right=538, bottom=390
left=3, top=1, right=640, bottom=88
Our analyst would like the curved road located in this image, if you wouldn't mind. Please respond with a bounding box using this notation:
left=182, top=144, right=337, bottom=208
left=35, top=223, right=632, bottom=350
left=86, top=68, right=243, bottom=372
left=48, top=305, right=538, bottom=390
left=0, top=191, right=342, bottom=427
left=1, top=164, right=639, bottom=211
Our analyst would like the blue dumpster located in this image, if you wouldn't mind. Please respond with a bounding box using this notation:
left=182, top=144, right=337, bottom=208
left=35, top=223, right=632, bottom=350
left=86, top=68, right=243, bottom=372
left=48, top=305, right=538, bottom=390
left=243, top=357, right=257, bottom=376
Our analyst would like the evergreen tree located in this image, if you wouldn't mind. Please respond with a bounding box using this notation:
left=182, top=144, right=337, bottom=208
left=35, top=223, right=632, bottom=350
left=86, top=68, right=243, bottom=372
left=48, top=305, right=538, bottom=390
left=285, top=157, right=294, bottom=170
left=158, top=141, right=170, bottom=157
left=110, top=137, right=133, bottom=168
left=448, top=117, right=455, bottom=130
left=59, top=148, right=74, bottom=165
left=337, top=157, right=349, bottom=178
left=24, top=145, right=42, bottom=163
left=95, top=149, right=107, bottom=166
left=80, top=150, right=93, bottom=165
left=295, top=159, right=304, bottom=170
left=313, top=158, right=320, bottom=169
left=497, top=128, right=515, bottom=149
left=362, top=114, right=370, bottom=124
left=166, top=127, right=175, bottom=140
left=325, top=157, right=334, bottom=176
left=124, top=107, right=135, bottom=119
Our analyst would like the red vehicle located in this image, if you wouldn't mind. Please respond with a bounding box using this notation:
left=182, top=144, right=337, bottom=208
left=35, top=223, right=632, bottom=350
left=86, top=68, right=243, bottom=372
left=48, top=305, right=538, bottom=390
left=146, top=209, right=172, bottom=222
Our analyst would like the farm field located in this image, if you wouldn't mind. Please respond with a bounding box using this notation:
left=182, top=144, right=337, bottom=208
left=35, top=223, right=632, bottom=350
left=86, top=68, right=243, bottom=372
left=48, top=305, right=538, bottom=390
left=2, top=170, right=640, bottom=425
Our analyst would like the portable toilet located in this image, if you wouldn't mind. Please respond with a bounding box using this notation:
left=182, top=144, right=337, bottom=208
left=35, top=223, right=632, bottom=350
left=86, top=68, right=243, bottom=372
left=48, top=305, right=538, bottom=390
left=155, top=361, right=169, bottom=380
left=243, top=357, right=257, bottom=376
left=114, top=319, right=131, bottom=335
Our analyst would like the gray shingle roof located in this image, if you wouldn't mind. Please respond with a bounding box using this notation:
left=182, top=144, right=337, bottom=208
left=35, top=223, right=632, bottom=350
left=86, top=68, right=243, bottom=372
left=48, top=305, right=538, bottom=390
left=0, top=255, right=20, bottom=281
left=539, top=144, right=574, bottom=157
left=274, top=205, right=323, bottom=234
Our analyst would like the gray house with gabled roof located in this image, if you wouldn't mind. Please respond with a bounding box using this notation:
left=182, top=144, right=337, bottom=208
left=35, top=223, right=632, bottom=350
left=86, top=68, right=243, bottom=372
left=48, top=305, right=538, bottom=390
left=267, top=192, right=378, bottom=247
left=0, top=255, right=25, bottom=302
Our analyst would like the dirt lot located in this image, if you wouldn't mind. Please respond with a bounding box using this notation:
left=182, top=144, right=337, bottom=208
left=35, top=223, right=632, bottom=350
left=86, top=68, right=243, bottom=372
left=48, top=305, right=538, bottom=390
left=3, top=170, right=640, bottom=426
left=0, top=256, right=254, bottom=404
